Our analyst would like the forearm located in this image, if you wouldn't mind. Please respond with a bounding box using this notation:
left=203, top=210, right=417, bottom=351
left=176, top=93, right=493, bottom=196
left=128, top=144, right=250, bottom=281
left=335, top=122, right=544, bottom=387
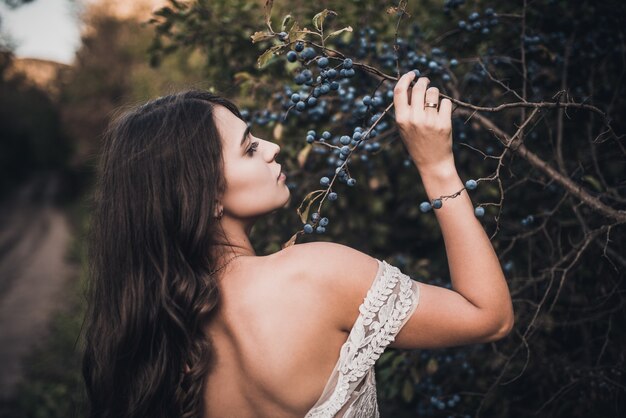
left=419, top=164, right=514, bottom=328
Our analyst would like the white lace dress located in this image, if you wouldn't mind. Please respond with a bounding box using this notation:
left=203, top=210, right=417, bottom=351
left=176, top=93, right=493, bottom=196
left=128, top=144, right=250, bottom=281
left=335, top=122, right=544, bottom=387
left=304, top=259, right=421, bottom=418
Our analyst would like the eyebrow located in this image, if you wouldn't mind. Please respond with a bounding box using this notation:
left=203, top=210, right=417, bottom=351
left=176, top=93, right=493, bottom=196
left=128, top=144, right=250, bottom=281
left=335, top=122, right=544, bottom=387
left=240, top=126, right=251, bottom=148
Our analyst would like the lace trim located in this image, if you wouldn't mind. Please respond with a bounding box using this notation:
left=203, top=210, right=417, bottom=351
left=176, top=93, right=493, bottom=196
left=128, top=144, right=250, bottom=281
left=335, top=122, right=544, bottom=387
left=305, top=260, right=419, bottom=417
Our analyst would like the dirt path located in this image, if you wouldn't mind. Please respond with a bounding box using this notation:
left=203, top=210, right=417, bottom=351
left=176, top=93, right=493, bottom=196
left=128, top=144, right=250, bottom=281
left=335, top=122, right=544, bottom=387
left=0, top=173, right=78, bottom=399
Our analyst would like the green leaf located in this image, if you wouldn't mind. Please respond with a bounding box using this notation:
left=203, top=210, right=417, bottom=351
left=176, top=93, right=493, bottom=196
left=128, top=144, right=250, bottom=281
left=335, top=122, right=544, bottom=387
left=582, top=175, right=603, bottom=192
left=401, top=379, right=414, bottom=402
left=281, top=14, right=294, bottom=31
left=326, top=26, right=353, bottom=38
left=282, top=231, right=300, bottom=249
left=264, top=0, right=274, bottom=31
left=251, top=31, right=274, bottom=43
left=288, top=22, right=304, bottom=44
left=312, top=9, right=337, bottom=31
left=297, top=190, right=325, bottom=224
left=257, top=45, right=281, bottom=68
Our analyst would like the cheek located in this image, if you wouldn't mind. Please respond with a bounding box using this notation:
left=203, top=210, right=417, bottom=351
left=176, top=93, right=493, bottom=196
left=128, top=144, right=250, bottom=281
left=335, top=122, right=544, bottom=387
left=225, top=162, right=268, bottom=193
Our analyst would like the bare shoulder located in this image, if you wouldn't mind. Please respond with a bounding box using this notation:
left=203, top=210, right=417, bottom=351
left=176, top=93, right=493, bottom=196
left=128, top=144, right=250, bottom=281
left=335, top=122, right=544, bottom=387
left=275, top=242, right=381, bottom=333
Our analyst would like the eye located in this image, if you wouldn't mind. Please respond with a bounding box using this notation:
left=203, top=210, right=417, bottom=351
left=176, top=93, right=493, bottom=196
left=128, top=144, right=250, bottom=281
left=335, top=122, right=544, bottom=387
left=246, top=141, right=259, bottom=156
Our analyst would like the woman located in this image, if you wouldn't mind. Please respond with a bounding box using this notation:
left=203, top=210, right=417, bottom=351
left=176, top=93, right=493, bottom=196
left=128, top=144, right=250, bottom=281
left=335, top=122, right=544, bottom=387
left=82, top=71, right=514, bottom=418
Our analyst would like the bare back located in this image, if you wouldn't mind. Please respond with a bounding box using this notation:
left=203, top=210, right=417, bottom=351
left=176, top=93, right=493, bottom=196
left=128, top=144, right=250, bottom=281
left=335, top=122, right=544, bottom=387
left=203, top=249, right=348, bottom=418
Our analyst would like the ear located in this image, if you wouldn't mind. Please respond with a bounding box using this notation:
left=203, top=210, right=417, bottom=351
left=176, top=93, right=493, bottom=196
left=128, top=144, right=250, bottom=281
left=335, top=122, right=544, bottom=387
left=213, top=200, right=223, bottom=218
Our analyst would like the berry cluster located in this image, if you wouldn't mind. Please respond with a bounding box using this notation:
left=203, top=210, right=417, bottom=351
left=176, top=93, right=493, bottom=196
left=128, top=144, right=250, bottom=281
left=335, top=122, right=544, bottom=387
left=457, top=8, right=499, bottom=35
left=251, top=16, right=503, bottom=235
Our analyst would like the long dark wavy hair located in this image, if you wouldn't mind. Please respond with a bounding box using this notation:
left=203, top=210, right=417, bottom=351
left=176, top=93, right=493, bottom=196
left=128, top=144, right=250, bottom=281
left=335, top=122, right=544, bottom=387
left=82, top=90, right=244, bottom=418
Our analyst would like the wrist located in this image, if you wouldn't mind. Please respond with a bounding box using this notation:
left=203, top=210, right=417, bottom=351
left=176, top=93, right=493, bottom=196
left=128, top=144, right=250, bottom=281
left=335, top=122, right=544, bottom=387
left=417, top=160, right=458, bottom=182
left=419, top=165, right=463, bottom=202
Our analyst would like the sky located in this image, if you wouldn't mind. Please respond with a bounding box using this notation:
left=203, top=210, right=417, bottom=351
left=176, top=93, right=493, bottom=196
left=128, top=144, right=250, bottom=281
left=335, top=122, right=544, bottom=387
left=0, top=0, right=87, bottom=64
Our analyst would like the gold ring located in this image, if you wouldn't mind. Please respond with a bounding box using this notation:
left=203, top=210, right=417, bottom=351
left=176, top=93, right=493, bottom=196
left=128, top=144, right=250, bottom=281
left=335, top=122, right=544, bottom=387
left=424, top=102, right=438, bottom=108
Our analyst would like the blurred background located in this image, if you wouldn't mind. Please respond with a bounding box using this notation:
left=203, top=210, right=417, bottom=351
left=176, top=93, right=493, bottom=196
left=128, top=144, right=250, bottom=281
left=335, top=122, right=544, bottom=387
left=0, top=1, right=211, bottom=416
left=0, top=0, right=624, bottom=417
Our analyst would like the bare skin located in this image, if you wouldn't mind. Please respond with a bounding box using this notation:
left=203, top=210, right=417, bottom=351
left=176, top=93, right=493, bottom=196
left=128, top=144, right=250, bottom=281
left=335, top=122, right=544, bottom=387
left=204, top=106, right=339, bottom=417
left=203, top=249, right=348, bottom=418
left=201, top=74, right=514, bottom=416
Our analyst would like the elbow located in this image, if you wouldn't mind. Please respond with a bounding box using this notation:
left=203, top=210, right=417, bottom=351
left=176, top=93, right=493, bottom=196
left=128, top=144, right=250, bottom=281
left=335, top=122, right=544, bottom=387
left=489, top=315, right=515, bottom=341
left=497, top=316, right=515, bottom=338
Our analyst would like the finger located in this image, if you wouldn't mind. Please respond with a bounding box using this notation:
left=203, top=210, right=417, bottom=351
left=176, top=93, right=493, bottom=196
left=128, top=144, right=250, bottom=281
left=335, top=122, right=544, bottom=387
left=411, top=76, right=430, bottom=116
left=439, top=98, right=452, bottom=120
left=424, top=86, right=440, bottom=115
left=393, top=71, right=417, bottom=121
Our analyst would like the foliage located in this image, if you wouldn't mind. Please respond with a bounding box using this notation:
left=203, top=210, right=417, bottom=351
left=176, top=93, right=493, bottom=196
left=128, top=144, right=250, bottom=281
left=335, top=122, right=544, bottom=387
left=0, top=50, right=74, bottom=200
left=148, top=0, right=626, bottom=417
left=56, top=1, right=209, bottom=169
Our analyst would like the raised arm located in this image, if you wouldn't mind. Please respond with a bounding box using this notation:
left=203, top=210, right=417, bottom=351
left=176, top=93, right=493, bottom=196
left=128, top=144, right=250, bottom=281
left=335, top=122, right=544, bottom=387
left=388, top=71, right=514, bottom=348
left=295, top=72, right=514, bottom=350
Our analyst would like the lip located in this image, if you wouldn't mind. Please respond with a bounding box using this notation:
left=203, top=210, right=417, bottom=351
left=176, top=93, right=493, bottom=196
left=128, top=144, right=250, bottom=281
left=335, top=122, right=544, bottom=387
left=276, top=165, right=282, bottom=181
left=278, top=172, right=286, bottom=181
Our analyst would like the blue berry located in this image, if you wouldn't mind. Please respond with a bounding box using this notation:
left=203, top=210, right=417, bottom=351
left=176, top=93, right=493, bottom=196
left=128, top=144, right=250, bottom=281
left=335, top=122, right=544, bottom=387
left=307, top=97, right=317, bottom=106
left=340, top=135, right=351, bottom=145
left=326, top=69, right=338, bottom=79
left=319, top=217, right=329, bottom=226
left=286, top=51, right=298, bottom=62
left=420, top=201, right=432, bottom=212
left=303, top=224, right=313, bottom=233
left=320, top=176, right=330, bottom=186
left=362, top=95, right=372, bottom=106
left=322, top=131, right=331, bottom=140
left=475, top=206, right=485, bottom=217
left=450, top=58, right=458, bottom=66
left=340, top=145, right=350, bottom=155
left=344, top=68, right=356, bottom=77
left=278, top=31, right=288, bottom=41
left=291, top=93, right=300, bottom=103
left=295, top=101, right=306, bottom=111
left=317, top=57, right=329, bottom=68
left=306, top=135, right=315, bottom=143
left=465, top=179, right=477, bottom=190
left=328, top=192, right=338, bottom=201
left=301, top=47, right=316, bottom=60
left=432, top=199, right=443, bottom=209
left=342, top=58, right=353, bottom=69
left=311, top=212, right=320, bottom=221
left=316, top=226, right=326, bottom=233
left=347, top=178, right=357, bottom=186
left=295, top=41, right=304, bottom=52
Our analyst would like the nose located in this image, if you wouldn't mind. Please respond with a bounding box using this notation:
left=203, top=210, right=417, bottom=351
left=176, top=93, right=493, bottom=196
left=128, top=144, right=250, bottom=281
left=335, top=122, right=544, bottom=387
left=267, top=140, right=280, bottom=162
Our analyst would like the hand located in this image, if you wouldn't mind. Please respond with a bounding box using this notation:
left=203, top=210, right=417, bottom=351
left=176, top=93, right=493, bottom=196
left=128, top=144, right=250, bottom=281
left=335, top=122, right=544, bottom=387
left=393, top=71, right=456, bottom=176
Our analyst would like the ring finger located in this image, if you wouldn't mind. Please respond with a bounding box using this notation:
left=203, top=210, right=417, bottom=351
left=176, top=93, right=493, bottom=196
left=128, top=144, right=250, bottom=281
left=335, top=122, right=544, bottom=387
left=424, top=86, right=440, bottom=114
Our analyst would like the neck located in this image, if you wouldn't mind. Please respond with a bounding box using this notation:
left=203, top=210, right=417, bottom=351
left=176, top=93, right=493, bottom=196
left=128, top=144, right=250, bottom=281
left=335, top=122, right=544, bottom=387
left=212, top=213, right=257, bottom=262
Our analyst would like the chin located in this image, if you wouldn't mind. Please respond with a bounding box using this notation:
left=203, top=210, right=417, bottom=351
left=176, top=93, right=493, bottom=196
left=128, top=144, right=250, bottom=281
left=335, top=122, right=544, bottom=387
left=281, top=189, right=291, bottom=207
